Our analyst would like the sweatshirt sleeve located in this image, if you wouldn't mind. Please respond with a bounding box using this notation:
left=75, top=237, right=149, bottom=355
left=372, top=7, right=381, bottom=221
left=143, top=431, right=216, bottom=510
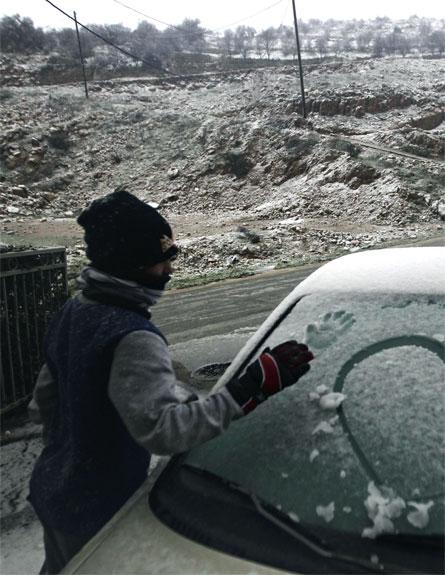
left=108, top=330, right=243, bottom=455
left=28, top=363, right=58, bottom=442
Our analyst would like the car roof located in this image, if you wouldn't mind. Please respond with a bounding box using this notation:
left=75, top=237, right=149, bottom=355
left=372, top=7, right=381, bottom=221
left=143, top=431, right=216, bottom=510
left=294, top=247, right=444, bottom=296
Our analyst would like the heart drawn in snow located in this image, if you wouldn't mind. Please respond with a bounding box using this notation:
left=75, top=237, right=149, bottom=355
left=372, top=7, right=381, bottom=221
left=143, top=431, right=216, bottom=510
left=334, top=335, right=444, bottom=500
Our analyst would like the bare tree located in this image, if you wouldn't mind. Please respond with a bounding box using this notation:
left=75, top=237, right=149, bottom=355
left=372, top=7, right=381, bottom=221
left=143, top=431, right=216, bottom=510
left=280, top=25, right=298, bottom=59
left=172, top=19, right=207, bottom=53
left=417, top=18, right=433, bottom=53
left=331, top=38, right=342, bottom=57
left=427, top=29, right=445, bottom=55
left=132, top=21, right=159, bottom=57
left=397, top=33, right=412, bottom=56
left=303, top=37, right=315, bottom=54
left=341, top=29, right=353, bottom=52
left=218, top=29, right=235, bottom=58
left=357, top=30, right=374, bottom=52
left=373, top=34, right=385, bottom=57
left=384, top=28, right=400, bottom=55
left=233, top=25, right=256, bottom=58
left=315, top=33, right=329, bottom=58
left=160, top=28, right=182, bottom=59
left=256, top=27, right=278, bottom=59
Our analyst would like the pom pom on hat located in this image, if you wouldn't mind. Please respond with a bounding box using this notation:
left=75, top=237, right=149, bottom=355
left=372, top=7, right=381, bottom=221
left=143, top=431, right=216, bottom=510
left=77, top=190, right=178, bottom=273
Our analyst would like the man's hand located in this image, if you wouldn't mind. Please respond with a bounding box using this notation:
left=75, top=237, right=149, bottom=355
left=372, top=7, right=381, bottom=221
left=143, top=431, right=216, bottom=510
left=226, top=340, right=314, bottom=414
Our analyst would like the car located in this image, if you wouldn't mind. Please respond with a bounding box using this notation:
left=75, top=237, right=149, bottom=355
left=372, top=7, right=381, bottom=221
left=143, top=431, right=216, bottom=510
left=62, top=247, right=444, bottom=575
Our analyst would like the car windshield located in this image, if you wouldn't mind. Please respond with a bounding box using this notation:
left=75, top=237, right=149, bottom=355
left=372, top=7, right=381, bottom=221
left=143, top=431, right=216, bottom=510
left=185, top=292, right=445, bottom=540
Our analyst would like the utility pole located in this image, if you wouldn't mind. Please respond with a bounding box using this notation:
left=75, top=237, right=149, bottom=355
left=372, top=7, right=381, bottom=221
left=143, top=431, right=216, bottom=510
left=291, top=0, right=306, bottom=118
left=74, top=11, right=89, bottom=99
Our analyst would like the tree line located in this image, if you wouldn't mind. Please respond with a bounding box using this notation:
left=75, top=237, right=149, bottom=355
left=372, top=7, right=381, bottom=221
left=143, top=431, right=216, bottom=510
left=1, top=13, right=444, bottom=68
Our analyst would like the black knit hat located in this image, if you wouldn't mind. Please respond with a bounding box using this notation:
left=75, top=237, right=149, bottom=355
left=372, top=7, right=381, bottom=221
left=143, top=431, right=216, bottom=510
left=77, top=190, right=178, bottom=273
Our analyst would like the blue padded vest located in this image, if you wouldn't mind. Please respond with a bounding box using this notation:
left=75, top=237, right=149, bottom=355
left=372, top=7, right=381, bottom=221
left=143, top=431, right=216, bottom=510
left=29, top=296, right=166, bottom=537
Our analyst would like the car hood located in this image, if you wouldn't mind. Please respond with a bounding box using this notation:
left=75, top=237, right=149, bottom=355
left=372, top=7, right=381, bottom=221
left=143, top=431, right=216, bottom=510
left=61, top=460, right=290, bottom=575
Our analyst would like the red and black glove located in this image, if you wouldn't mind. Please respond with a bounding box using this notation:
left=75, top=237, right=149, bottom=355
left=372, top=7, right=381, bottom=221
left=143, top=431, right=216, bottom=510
left=226, top=340, right=314, bottom=415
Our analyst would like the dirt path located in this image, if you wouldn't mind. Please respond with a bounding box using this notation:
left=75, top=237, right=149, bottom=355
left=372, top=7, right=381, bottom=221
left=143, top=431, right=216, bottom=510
left=2, top=211, right=419, bottom=249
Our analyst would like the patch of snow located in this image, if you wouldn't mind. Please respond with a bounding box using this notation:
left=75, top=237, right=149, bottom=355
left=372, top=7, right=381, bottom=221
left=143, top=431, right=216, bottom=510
left=309, top=449, right=319, bottom=462
left=362, top=482, right=406, bottom=539
left=312, top=421, right=334, bottom=435
left=407, top=501, right=434, bottom=529
left=316, top=502, right=335, bottom=523
left=340, top=470, right=346, bottom=479
left=288, top=511, right=300, bottom=523
left=309, top=392, right=320, bottom=400
left=316, top=384, right=329, bottom=395
left=319, top=392, right=346, bottom=410
left=329, top=415, right=339, bottom=426
left=277, top=217, right=306, bottom=226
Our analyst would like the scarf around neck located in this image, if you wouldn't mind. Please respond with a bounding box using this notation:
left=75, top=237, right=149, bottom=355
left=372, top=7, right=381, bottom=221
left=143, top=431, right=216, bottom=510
left=75, top=267, right=164, bottom=317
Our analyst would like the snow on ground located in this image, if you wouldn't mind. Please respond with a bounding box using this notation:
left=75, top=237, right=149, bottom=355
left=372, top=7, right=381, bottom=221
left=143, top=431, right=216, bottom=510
left=1, top=428, right=44, bottom=575
left=1, top=57, right=444, bottom=285
left=1, top=520, right=43, bottom=575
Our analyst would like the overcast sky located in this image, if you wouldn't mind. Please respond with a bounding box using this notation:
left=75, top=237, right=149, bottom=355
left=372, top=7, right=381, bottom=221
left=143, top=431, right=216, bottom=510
left=1, top=0, right=443, bottom=32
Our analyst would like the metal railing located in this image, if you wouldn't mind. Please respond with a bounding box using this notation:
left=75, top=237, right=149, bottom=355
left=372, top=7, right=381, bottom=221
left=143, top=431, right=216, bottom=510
left=1, top=248, right=68, bottom=414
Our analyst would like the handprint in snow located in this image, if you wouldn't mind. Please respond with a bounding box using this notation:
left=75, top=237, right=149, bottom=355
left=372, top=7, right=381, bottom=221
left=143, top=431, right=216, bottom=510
left=303, top=310, right=356, bottom=351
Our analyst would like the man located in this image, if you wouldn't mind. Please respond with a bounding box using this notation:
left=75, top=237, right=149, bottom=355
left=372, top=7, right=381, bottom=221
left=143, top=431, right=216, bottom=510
left=28, top=189, right=314, bottom=574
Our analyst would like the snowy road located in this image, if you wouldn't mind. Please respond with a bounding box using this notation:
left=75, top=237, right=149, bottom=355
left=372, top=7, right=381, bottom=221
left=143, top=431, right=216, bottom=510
left=153, top=262, right=322, bottom=344
left=154, top=234, right=443, bottom=345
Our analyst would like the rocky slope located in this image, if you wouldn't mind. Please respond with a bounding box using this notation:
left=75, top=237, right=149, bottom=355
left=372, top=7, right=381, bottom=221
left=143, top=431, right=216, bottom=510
left=1, top=55, right=444, bottom=284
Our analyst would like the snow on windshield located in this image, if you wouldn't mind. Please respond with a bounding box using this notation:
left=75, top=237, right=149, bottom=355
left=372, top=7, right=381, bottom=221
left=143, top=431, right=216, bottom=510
left=187, top=293, right=445, bottom=537
left=342, top=344, right=443, bottom=496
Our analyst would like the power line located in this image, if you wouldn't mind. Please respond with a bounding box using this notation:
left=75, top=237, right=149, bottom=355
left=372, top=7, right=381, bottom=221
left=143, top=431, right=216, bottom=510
left=278, top=0, right=291, bottom=29
left=213, top=0, right=285, bottom=31
left=43, top=0, right=173, bottom=75
left=111, top=0, right=197, bottom=35
left=111, top=0, right=286, bottom=35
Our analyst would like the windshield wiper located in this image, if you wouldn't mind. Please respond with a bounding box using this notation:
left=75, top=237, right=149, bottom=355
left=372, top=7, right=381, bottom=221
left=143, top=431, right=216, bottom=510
left=250, top=492, right=423, bottom=575
left=183, top=464, right=422, bottom=575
